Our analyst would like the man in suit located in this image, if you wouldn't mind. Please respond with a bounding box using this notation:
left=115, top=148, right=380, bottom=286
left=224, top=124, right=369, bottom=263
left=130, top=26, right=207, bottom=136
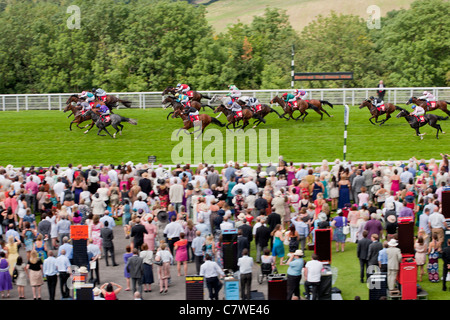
left=238, top=219, right=253, bottom=254
left=100, top=220, right=118, bottom=266
left=267, top=211, right=281, bottom=249
left=386, top=239, right=402, bottom=291
left=237, top=229, right=249, bottom=258
left=130, top=217, right=147, bottom=250
left=362, top=164, right=374, bottom=199
left=126, top=248, right=144, bottom=297
left=357, top=230, right=372, bottom=283
left=138, top=172, right=152, bottom=196
left=377, top=80, right=386, bottom=100
left=255, top=218, right=271, bottom=263
left=352, top=170, right=365, bottom=204
left=367, top=233, right=383, bottom=275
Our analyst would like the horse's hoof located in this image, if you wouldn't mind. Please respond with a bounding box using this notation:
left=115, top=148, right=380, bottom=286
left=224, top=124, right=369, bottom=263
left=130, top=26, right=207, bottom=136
left=113, top=133, right=116, bottom=139
left=84, top=130, right=88, bottom=134
left=442, top=132, right=446, bottom=134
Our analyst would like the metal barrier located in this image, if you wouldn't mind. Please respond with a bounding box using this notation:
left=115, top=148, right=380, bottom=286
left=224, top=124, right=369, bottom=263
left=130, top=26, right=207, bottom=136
left=1, top=87, right=449, bottom=111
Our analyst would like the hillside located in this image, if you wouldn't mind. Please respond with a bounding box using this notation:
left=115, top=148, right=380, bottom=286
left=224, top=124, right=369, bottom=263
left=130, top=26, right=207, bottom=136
left=195, top=0, right=416, bottom=33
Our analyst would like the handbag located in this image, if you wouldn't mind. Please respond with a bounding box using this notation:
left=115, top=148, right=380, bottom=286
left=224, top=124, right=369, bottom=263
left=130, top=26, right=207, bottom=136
left=154, top=254, right=163, bottom=266
left=342, top=217, right=350, bottom=235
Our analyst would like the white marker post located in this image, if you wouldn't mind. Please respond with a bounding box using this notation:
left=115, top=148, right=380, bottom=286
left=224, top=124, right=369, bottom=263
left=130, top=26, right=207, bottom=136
left=343, top=104, right=349, bottom=161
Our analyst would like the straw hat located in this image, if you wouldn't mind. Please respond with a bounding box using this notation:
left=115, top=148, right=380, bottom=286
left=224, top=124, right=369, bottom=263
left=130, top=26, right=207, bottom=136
left=388, top=239, right=398, bottom=247
left=387, top=215, right=397, bottom=223
left=93, top=287, right=102, bottom=296
left=78, top=266, right=88, bottom=273
left=294, top=249, right=304, bottom=257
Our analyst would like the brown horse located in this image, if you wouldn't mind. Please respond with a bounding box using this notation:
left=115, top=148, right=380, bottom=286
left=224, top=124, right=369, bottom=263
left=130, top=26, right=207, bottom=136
left=64, top=94, right=125, bottom=118
left=162, top=96, right=205, bottom=120
left=162, top=86, right=216, bottom=106
left=359, top=99, right=400, bottom=125
left=63, top=103, right=96, bottom=133
left=171, top=108, right=225, bottom=140
left=269, top=95, right=300, bottom=120
left=294, top=98, right=333, bottom=121
left=213, top=104, right=254, bottom=131
left=236, top=100, right=283, bottom=128
left=406, top=97, right=450, bottom=116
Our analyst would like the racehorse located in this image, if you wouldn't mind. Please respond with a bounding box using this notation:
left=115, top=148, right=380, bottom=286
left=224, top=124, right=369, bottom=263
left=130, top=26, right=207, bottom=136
left=85, top=108, right=137, bottom=139
left=162, top=96, right=209, bottom=120
left=213, top=104, right=254, bottom=131
left=162, top=86, right=216, bottom=105
left=359, top=99, right=400, bottom=125
left=236, top=100, right=284, bottom=128
left=171, top=108, right=225, bottom=140
left=63, top=103, right=96, bottom=133
left=405, top=97, right=450, bottom=116
left=396, top=107, right=447, bottom=139
left=294, top=98, right=333, bottom=121
left=64, top=94, right=131, bottom=118
left=269, top=95, right=301, bottom=120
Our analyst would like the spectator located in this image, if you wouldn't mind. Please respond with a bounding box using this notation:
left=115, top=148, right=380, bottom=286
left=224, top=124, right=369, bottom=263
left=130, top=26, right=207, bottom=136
left=303, top=253, right=323, bottom=300
left=55, top=249, right=71, bottom=299
left=100, top=220, right=118, bottom=267
left=130, top=217, right=148, bottom=251
left=126, top=248, right=144, bottom=297
left=357, top=230, right=371, bottom=283
left=43, top=250, right=58, bottom=300
left=163, top=215, right=184, bottom=255
left=200, top=253, right=225, bottom=300
left=367, top=233, right=383, bottom=275
left=0, top=251, right=12, bottom=298
left=285, top=249, right=304, bottom=300
left=100, top=282, right=122, bottom=300
left=364, top=213, right=383, bottom=240
left=14, top=256, right=27, bottom=299
left=123, top=245, right=133, bottom=291
left=386, top=239, right=402, bottom=291
left=87, top=238, right=102, bottom=285
left=139, top=243, right=154, bottom=293
left=25, top=250, right=44, bottom=300
left=174, top=232, right=189, bottom=277
left=155, top=242, right=173, bottom=294
left=237, top=248, right=253, bottom=300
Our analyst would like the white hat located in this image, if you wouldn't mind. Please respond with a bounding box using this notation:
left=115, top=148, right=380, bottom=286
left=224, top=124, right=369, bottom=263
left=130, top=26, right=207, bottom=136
left=78, top=266, right=88, bottom=273
left=238, top=213, right=246, bottom=220
left=386, top=202, right=395, bottom=210
left=259, top=171, right=267, bottom=177
left=388, top=239, right=398, bottom=247
left=387, top=215, right=397, bottom=223
left=92, top=287, right=102, bottom=296
left=294, top=249, right=304, bottom=256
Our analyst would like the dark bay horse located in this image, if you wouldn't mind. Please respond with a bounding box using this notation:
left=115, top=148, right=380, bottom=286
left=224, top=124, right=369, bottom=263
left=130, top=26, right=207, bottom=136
left=63, top=103, right=95, bottom=133
left=213, top=104, right=254, bottom=131
left=294, top=98, right=331, bottom=121
left=359, top=99, right=400, bottom=125
left=236, top=100, right=284, bottom=128
left=162, top=86, right=216, bottom=105
left=64, top=94, right=130, bottom=118
left=85, top=109, right=137, bottom=138
left=162, top=96, right=206, bottom=120
left=406, top=97, right=450, bottom=116
left=270, top=95, right=300, bottom=120
left=396, top=107, right=447, bottom=139
left=171, top=108, right=225, bottom=140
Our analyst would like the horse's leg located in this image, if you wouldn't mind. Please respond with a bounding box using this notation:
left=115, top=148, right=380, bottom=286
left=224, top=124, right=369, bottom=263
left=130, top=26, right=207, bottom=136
left=84, top=121, right=95, bottom=134
left=380, top=114, right=391, bottom=126
left=102, top=127, right=114, bottom=139
left=300, top=111, right=308, bottom=121
left=320, top=106, right=332, bottom=118
left=315, top=110, right=323, bottom=120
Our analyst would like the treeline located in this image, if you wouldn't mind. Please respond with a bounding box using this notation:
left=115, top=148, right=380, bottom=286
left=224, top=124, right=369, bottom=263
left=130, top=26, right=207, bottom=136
left=0, top=0, right=448, bottom=94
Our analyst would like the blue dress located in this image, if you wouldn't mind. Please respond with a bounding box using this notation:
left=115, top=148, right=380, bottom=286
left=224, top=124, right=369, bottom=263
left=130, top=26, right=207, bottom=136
left=272, top=236, right=285, bottom=258
left=338, top=184, right=350, bottom=209
left=123, top=252, right=133, bottom=278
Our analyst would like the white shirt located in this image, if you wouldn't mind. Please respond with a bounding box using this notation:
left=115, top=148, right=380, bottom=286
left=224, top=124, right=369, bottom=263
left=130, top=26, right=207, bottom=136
left=108, top=169, right=118, bottom=184
left=163, top=221, right=184, bottom=239
left=429, top=212, right=446, bottom=229
left=305, top=259, right=323, bottom=283
left=220, top=221, right=234, bottom=231
left=200, top=260, right=224, bottom=278
left=238, top=255, right=254, bottom=274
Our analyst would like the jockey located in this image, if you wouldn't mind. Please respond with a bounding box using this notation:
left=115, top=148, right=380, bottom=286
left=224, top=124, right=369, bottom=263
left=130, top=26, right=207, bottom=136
left=282, top=92, right=296, bottom=106
left=94, top=88, right=108, bottom=102
left=80, top=91, right=96, bottom=106
left=247, top=97, right=260, bottom=112
left=227, top=85, right=241, bottom=102
left=294, top=89, right=308, bottom=100
left=79, top=100, right=91, bottom=114
left=176, top=83, right=190, bottom=94
left=370, top=96, right=384, bottom=110
left=97, top=104, right=111, bottom=122
left=175, top=93, right=190, bottom=108
left=418, top=91, right=436, bottom=102
left=410, top=104, right=425, bottom=121
left=227, top=100, right=242, bottom=118
left=184, top=105, right=199, bottom=123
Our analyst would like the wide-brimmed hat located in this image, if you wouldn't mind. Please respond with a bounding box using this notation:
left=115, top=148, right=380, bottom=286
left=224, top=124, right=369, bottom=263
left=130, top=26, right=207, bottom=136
left=388, top=239, right=398, bottom=247
left=78, top=266, right=88, bottom=273
left=318, top=212, right=327, bottom=221
left=92, top=287, right=102, bottom=296
left=294, top=249, right=304, bottom=257
left=237, top=213, right=246, bottom=220
left=386, top=202, right=395, bottom=210
left=387, top=215, right=397, bottom=223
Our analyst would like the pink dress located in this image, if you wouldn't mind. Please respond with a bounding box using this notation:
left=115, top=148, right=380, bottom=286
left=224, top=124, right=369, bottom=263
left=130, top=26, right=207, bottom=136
left=90, top=223, right=103, bottom=248
left=390, top=178, right=400, bottom=194
left=143, top=222, right=157, bottom=251
left=174, top=239, right=188, bottom=262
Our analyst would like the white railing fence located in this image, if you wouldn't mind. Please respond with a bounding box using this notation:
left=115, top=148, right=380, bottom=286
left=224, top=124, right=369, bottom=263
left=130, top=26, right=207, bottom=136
left=1, top=87, right=449, bottom=111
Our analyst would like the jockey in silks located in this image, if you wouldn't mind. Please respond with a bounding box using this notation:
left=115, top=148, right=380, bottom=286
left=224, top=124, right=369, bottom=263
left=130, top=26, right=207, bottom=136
left=176, top=83, right=190, bottom=94
left=81, top=91, right=96, bottom=108
left=410, top=104, right=425, bottom=122
left=79, top=100, right=92, bottom=115
left=282, top=92, right=297, bottom=108
left=227, top=100, right=243, bottom=118
left=175, top=93, right=190, bottom=108
left=294, top=89, right=308, bottom=101
left=246, top=97, right=261, bottom=113
left=184, top=105, right=199, bottom=123
left=370, top=96, right=384, bottom=111
left=419, top=91, right=436, bottom=110
left=94, top=88, right=108, bottom=102
left=97, top=104, right=111, bottom=123
left=226, top=85, right=241, bottom=103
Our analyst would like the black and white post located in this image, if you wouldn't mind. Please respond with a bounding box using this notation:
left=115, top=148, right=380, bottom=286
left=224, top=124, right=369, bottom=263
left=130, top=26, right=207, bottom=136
left=291, top=45, right=295, bottom=89
left=343, top=104, right=349, bottom=161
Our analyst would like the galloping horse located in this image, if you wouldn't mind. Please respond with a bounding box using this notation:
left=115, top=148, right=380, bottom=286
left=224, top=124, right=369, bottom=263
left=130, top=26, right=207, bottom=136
left=171, top=108, right=225, bottom=140
left=64, top=94, right=131, bottom=118
left=236, top=100, right=284, bottom=128
left=359, top=99, right=400, bottom=125
left=162, top=86, right=216, bottom=106
left=269, top=95, right=301, bottom=120
left=85, top=108, right=137, bottom=139
left=213, top=104, right=254, bottom=131
left=162, top=96, right=206, bottom=120
left=406, top=97, right=450, bottom=116
left=294, top=99, right=332, bottom=121
left=63, top=103, right=95, bottom=133
left=396, top=107, right=447, bottom=139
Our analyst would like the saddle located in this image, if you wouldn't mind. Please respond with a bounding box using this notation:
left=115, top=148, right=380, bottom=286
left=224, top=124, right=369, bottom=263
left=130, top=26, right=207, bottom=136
left=99, top=95, right=107, bottom=102
left=287, top=101, right=298, bottom=109
left=427, top=101, right=436, bottom=109
left=186, top=91, right=194, bottom=98
left=234, top=110, right=243, bottom=119
left=377, top=104, right=385, bottom=112
left=414, top=115, right=425, bottom=123
left=101, top=115, right=111, bottom=123
left=252, top=104, right=262, bottom=112
left=189, top=114, right=199, bottom=122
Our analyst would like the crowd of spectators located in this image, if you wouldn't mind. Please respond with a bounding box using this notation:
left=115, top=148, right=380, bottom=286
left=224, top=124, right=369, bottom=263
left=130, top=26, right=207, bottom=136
left=0, top=153, right=448, bottom=299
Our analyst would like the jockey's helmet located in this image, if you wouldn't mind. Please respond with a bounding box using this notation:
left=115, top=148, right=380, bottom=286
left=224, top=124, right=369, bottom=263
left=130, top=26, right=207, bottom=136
left=411, top=105, right=416, bottom=109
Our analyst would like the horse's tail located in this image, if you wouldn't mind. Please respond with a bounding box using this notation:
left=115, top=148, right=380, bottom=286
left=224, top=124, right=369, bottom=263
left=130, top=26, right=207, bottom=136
left=210, top=117, right=225, bottom=127
left=436, top=115, right=449, bottom=121
left=121, top=116, right=138, bottom=125
left=269, top=107, right=283, bottom=118
left=118, top=99, right=132, bottom=108
left=320, top=100, right=333, bottom=108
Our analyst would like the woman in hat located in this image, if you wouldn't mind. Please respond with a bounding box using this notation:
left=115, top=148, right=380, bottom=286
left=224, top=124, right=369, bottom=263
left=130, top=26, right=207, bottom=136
left=285, top=249, right=304, bottom=300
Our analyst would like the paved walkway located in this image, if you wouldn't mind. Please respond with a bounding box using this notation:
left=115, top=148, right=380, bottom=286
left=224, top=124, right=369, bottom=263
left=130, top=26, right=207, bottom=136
left=5, top=225, right=269, bottom=301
